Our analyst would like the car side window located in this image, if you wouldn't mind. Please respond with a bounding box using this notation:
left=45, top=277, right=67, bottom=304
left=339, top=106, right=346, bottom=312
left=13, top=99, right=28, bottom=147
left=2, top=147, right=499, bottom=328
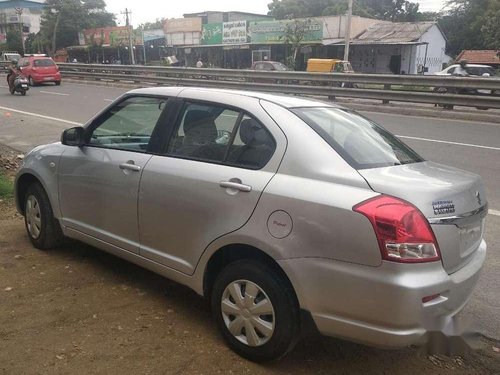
left=88, top=96, right=167, bottom=152
left=18, top=58, right=29, bottom=67
left=448, top=67, right=455, bottom=74
left=226, top=114, right=276, bottom=169
left=254, top=63, right=264, bottom=70
left=167, top=103, right=241, bottom=163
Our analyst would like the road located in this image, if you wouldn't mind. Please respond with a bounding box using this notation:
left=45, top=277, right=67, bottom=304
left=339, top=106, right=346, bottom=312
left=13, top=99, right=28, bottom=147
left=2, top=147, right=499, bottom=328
left=0, top=82, right=499, bottom=343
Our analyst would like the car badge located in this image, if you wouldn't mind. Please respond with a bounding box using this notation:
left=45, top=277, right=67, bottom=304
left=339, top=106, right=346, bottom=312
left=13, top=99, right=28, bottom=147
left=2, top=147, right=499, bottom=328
left=475, top=191, right=482, bottom=206
left=432, top=200, right=455, bottom=215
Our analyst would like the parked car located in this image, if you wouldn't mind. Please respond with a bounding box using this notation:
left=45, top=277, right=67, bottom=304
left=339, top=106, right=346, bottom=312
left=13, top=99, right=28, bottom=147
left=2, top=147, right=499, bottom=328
left=15, top=88, right=487, bottom=362
left=435, top=64, right=496, bottom=77
left=17, top=55, right=61, bottom=86
left=251, top=61, right=290, bottom=72
left=251, top=61, right=292, bottom=85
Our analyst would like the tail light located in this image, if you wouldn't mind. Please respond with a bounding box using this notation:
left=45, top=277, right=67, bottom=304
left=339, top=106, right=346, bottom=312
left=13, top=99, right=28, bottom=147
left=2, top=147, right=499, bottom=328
left=353, top=195, right=441, bottom=263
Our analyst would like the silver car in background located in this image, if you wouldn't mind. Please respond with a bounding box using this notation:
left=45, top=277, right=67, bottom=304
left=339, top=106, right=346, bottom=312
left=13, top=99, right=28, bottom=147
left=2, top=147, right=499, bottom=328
left=15, top=87, right=487, bottom=362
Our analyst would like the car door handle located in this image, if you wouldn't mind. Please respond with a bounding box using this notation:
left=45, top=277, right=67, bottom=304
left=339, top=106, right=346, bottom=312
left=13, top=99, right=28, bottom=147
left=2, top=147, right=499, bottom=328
left=220, top=181, right=252, bottom=193
left=119, top=162, right=141, bottom=172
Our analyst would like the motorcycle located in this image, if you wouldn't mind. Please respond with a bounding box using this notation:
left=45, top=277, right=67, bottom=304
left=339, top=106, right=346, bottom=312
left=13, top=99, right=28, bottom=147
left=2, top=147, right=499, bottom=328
left=9, top=73, right=30, bottom=96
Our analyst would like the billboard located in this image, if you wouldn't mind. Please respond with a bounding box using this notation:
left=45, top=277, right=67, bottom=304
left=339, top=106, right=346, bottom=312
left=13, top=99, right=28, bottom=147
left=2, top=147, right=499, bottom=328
left=202, top=23, right=222, bottom=45
left=82, top=26, right=140, bottom=46
left=250, top=20, right=323, bottom=44
left=223, top=20, right=248, bottom=44
left=164, top=17, right=202, bottom=34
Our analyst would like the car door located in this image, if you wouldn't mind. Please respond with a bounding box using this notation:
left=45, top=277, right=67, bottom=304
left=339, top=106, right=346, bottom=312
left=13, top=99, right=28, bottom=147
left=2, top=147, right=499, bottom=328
left=138, top=97, right=286, bottom=274
left=58, top=95, right=169, bottom=254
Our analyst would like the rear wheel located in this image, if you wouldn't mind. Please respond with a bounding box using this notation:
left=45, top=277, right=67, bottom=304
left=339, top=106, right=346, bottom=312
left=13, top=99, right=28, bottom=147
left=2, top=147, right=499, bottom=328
left=211, top=260, right=300, bottom=362
left=24, top=183, right=64, bottom=250
left=20, top=89, right=26, bottom=96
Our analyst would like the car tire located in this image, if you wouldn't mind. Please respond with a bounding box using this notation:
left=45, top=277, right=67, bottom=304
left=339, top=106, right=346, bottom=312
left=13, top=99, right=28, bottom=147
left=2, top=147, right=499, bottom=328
left=211, top=260, right=300, bottom=362
left=55, top=81, right=61, bottom=86
left=24, top=183, right=64, bottom=250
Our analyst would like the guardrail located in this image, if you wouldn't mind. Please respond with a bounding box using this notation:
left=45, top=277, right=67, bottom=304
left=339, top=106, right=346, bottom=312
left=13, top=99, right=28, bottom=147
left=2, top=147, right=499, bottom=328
left=3, top=61, right=500, bottom=109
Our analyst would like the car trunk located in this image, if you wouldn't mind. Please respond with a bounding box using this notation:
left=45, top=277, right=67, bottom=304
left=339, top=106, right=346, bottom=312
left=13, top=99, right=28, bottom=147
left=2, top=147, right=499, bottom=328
left=358, top=161, right=487, bottom=274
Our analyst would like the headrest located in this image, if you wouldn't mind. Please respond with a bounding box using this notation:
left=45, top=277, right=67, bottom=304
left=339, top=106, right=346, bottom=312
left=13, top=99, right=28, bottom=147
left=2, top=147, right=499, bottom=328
left=184, top=110, right=215, bottom=134
left=239, top=118, right=270, bottom=146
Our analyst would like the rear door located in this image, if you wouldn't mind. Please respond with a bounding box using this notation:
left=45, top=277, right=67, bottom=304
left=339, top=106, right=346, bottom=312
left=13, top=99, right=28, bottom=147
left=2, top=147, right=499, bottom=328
left=138, top=96, right=287, bottom=274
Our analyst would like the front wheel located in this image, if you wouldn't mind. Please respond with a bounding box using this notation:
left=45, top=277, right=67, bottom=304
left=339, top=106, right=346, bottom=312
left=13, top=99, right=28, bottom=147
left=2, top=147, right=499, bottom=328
left=24, top=183, right=64, bottom=250
left=211, top=260, right=300, bottom=362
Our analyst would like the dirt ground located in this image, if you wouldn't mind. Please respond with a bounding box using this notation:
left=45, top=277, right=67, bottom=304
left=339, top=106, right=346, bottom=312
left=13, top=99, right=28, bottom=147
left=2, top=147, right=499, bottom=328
left=0, top=206, right=499, bottom=374
left=0, top=146, right=499, bottom=374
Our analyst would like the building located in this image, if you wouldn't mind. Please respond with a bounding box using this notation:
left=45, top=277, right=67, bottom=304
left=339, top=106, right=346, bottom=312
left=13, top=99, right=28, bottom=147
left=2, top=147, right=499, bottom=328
left=456, top=50, right=500, bottom=69
left=0, top=0, right=44, bottom=46
left=346, top=22, right=448, bottom=74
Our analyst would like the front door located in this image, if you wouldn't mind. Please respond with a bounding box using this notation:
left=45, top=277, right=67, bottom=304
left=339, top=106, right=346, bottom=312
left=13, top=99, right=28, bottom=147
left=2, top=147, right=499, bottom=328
left=138, top=100, right=285, bottom=274
left=58, top=96, right=169, bottom=253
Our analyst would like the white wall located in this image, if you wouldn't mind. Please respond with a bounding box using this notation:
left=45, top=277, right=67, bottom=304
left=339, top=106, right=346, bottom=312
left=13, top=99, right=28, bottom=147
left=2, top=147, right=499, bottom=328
left=416, top=25, right=447, bottom=74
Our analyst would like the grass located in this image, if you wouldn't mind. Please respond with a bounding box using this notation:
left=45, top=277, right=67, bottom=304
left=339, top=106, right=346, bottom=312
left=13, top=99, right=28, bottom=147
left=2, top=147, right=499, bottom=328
left=0, top=172, right=14, bottom=199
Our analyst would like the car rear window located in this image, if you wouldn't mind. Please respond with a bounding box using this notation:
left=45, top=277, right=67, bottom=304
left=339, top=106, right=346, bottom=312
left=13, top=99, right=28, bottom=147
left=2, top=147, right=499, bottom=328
left=34, top=59, right=56, bottom=67
left=292, top=107, right=424, bottom=170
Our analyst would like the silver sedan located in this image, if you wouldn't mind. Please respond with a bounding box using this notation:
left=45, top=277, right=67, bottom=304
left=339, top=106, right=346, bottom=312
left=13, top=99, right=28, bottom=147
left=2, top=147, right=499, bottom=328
left=15, top=87, right=487, bottom=361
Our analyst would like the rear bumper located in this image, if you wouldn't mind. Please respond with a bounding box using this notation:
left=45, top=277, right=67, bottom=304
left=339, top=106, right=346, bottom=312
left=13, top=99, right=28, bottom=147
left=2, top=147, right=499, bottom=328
left=278, top=240, right=486, bottom=348
left=32, top=72, right=61, bottom=83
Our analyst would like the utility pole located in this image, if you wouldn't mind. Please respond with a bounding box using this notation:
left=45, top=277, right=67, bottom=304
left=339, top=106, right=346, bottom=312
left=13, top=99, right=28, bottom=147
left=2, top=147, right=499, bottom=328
left=122, top=8, right=135, bottom=65
left=15, top=7, right=26, bottom=55
left=344, top=0, right=353, bottom=62
left=142, top=28, right=146, bottom=65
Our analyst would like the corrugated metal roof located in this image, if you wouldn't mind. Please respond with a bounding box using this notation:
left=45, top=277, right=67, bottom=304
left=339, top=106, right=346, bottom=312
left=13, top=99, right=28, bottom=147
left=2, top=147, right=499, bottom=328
left=355, top=21, right=436, bottom=44
left=457, top=50, right=500, bottom=65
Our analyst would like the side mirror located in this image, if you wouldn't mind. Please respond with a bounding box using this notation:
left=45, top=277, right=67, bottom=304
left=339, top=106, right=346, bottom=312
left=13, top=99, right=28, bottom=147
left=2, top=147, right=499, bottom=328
left=61, top=127, right=85, bottom=147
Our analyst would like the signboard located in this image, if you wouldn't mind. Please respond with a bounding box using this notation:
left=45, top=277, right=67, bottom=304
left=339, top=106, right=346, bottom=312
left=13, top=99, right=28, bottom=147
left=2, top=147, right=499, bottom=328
left=82, top=26, right=138, bottom=46
left=202, top=23, right=222, bottom=45
left=223, top=20, right=248, bottom=44
left=250, top=20, right=323, bottom=44
left=164, top=17, right=202, bottom=34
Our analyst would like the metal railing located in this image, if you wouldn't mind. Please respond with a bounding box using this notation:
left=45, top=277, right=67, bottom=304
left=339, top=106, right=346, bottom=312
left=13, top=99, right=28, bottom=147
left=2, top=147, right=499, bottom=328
left=3, top=61, right=500, bottom=109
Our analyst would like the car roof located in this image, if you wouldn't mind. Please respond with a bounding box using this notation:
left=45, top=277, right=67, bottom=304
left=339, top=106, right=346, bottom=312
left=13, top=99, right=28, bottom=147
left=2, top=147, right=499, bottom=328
left=447, top=64, right=493, bottom=68
left=127, top=87, right=339, bottom=109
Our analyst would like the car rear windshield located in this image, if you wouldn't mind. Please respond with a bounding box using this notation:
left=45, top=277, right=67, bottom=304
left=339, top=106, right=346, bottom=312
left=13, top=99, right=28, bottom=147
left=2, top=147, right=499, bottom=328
left=34, top=59, right=56, bottom=67
left=292, top=107, right=424, bottom=170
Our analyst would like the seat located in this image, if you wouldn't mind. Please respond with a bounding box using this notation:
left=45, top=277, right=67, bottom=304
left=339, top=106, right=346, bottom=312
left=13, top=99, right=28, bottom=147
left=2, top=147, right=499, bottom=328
left=228, top=118, right=274, bottom=168
left=174, top=110, right=225, bottom=161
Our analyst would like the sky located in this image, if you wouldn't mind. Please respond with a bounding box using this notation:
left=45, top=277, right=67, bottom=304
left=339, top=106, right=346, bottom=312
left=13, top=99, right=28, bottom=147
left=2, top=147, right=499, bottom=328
left=106, top=0, right=448, bottom=27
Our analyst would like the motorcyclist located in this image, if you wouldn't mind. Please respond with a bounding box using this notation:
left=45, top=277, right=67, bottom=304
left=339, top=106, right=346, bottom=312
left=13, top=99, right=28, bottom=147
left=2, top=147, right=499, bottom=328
left=7, top=59, right=21, bottom=94
left=453, top=59, right=469, bottom=77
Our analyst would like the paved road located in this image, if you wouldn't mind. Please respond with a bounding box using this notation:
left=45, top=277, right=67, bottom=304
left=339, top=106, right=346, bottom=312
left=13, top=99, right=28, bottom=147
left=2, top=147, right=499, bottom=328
left=1, top=82, right=499, bottom=341
left=1, top=82, right=499, bottom=210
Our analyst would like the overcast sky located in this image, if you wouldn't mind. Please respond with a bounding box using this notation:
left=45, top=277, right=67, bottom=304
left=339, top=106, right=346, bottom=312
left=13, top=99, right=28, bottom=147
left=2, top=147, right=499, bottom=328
left=106, top=0, right=448, bottom=27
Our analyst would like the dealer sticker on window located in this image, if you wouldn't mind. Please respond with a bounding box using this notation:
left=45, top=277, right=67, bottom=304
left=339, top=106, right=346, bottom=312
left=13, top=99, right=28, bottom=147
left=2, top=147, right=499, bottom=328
left=432, top=200, right=456, bottom=215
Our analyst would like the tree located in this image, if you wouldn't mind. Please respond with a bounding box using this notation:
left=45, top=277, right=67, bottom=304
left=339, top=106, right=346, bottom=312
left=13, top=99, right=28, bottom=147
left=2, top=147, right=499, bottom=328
left=6, top=28, right=23, bottom=53
left=267, top=0, right=426, bottom=21
left=140, top=18, right=166, bottom=30
left=39, top=0, right=115, bottom=55
left=481, top=2, right=500, bottom=49
left=438, top=0, right=496, bottom=56
left=281, top=18, right=314, bottom=69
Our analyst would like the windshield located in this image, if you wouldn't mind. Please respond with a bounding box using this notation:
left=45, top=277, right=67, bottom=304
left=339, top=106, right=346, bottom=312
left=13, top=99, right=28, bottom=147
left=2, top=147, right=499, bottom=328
left=34, top=59, right=56, bottom=67
left=273, top=62, right=289, bottom=71
left=292, top=107, right=424, bottom=170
